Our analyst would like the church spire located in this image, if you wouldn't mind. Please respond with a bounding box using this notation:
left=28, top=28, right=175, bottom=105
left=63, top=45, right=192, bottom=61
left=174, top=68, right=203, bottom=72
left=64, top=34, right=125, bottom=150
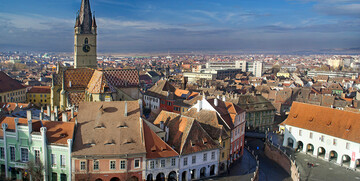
left=76, top=0, right=93, bottom=34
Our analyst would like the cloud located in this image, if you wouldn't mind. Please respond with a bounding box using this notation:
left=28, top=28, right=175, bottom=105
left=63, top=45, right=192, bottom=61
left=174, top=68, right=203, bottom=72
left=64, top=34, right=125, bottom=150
left=314, top=3, right=360, bottom=17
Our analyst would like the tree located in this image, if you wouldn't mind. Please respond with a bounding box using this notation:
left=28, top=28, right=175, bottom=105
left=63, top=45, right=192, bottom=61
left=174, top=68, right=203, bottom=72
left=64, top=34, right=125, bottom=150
left=26, top=160, right=44, bottom=181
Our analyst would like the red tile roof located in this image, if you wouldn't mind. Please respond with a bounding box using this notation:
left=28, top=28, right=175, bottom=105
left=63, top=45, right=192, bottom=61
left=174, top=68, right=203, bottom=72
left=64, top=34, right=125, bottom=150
left=28, top=86, right=50, bottom=94
left=283, top=102, right=360, bottom=143
left=143, top=122, right=178, bottom=159
left=0, top=117, right=74, bottom=146
left=0, top=71, right=25, bottom=93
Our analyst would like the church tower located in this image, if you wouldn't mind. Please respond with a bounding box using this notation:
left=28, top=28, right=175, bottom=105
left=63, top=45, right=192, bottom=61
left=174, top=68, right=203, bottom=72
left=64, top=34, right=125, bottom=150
left=74, top=0, right=97, bottom=69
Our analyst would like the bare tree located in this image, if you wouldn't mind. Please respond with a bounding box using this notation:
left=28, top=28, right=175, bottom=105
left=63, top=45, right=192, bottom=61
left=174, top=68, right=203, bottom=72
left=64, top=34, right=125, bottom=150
left=26, top=160, right=44, bottom=181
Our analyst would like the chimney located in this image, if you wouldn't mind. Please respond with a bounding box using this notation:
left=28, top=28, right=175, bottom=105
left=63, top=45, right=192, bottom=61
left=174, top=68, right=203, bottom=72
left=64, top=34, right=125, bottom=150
left=46, top=105, right=51, bottom=116
left=216, top=95, right=220, bottom=99
left=28, top=119, right=32, bottom=144
left=138, top=99, right=143, bottom=116
left=124, top=101, right=128, bottom=117
left=214, top=98, right=218, bottom=107
left=26, top=110, right=32, bottom=121
left=222, top=95, right=226, bottom=102
left=70, top=106, right=74, bottom=118
left=15, top=103, right=18, bottom=108
left=50, top=112, right=55, bottom=121
left=165, top=126, right=169, bottom=142
left=39, top=112, right=44, bottom=120
left=167, top=90, right=170, bottom=97
left=54, top=106, right=58, bottom=121
left=41, top=106, right=44, bottom=113
left=160, top=121, right=164, bottom=130
left=197, top=100, right=202, bottom=112
left=62, top=112, right=68, bottom=122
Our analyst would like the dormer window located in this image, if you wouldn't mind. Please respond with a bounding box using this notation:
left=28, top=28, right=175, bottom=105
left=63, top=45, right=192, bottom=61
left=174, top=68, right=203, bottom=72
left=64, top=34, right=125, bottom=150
left=94, top=123, right=105, bottom=129
left=190, top=140, right=195, bottom=147
left=104, top=140, right=115, bottom=145
left=203, top=138, right=208, bottom=145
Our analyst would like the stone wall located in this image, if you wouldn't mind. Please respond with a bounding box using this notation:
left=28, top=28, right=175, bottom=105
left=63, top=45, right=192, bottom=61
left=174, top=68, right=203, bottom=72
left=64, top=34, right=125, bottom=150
left=264, top=141, right=300, bottom=181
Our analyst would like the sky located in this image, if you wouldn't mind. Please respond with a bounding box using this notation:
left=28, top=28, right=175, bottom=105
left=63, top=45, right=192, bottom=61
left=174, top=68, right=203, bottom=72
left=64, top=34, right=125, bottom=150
left=0, top=0, right=359, bottom=53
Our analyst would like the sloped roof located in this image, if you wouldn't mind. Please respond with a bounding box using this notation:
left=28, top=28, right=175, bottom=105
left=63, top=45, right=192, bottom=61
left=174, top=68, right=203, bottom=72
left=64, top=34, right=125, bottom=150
left=28, top=86, right=51, bottom=94
left=72, top=101, right=146, bottom=156
left=283, top=102, right=360, bottom=143
left=0, top=102, right=31, bottom=112
left=143, top=122, right=178, bottom=159
left=229, top=94, right=276, bottom=112
left=145, top=80, right=177, bottom=99
left=0, top=71, right=25, bottom=93
left=183, top=108, right=230, bottom=140
left=86, top=70, right=114, bottom=94
left=103, top=69, right=139, bottom=88
left=64, top=68, right=95, bottom=90
left=0, top=117, right=74, bottom=146
left=153, top=111, right=219, bottom=155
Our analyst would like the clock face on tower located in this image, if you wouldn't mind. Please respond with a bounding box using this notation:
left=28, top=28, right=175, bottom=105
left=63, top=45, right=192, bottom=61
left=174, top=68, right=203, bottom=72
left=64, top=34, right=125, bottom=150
left=83, top=45, right=90, bottom=53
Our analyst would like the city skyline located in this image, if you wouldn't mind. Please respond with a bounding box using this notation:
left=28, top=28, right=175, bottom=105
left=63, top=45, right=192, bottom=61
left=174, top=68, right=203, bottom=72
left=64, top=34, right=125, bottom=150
left=0, top=0, right=359, bottom=53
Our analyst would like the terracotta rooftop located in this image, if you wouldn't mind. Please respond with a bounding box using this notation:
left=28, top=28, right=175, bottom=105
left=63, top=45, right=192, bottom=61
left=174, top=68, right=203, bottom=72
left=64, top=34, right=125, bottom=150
left=72, top=101, right=146, bottom=157
left=283, top=102, right=360, bottom=143
left=0, top=71, right=25, bottom=93
left=153, top=111, right=219, bottom=155
left=0, top=102, right=31, bottom=112
left=0, top=117, right=74, bottom=146
left=143, top=121, right=178, bottom=159
left=27, top=86, right=51, bottom=94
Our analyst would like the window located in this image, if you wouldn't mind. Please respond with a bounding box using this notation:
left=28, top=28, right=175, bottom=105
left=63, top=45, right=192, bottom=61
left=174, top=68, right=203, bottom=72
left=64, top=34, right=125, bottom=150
left=150, top=161, right=155, bottom=169
left=161, top=100, right=165, bottom=104
left=183, top=157, right=188, bottom=166
left=160, top=159, right=165, bottom=167
left=299, top=130, right=302, bottom=136
left=84, top=38, right=88, bottom=44
left=60, top=174, right=67, bottom=181
left=309, top=132, right=313, bottom=139
left=60, top=155, right=66, bottom=168
left=174, top=107, right=180, bottom=111
left=120, top=160, right=126, bottom=169
left=222, top=141, right=225, bottom=147
left=93, top=160, right=99, bottom=170
left=10, top=146, right=15, bottom=162
left=51, top=154, right=56, bottom=167
left=333, top=139, right=337, bottom=146
left=192, top=156, right=196, bottom=164
left=167, top=101, right=172, bottom=106
left=110, top=161, right=116, bottom=169
left=20, top=148, right=29, bottom=162
left=134, top=159, right=140, bottom=168
left=35, top=150, right=40, bottom=163
left=211, top=152, right=215, bottom=160
left=0, top=147, right=4, bottom=159
left=203, top=153, right=207, bottom=162
left=171, top=158, right=176, bottom=166
left=346, top=142, right=350, bottom=149
left=52, top=172, right=58, bottom=181
left=222, top=152, right=225, bottom=158
left=80, top=161, right=86, bottom=170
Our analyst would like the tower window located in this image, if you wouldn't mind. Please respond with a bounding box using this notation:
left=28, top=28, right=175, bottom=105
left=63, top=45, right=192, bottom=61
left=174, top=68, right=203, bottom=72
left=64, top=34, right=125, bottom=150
left=85, top=38, right=88, bottom=44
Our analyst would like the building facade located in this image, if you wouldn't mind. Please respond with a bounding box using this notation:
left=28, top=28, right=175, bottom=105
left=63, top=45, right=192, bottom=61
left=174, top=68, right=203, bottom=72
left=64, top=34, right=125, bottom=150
left=0, top=71, right=27, bottom=103
left=282, top=102, right=360, bottom=170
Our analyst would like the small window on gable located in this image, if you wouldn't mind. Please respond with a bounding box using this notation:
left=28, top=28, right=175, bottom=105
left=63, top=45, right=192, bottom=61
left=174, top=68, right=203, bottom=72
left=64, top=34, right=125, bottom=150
left=84, top=38, right=88, bottom=44
left=203, top=138, right=208, bottom=145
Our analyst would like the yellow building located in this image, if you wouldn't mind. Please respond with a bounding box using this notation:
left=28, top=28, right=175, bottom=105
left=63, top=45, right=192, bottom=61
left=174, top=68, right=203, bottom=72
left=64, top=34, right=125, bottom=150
left=276, top=71, right=290, bottom=78
left=0, top=71, right=26, bottom=103
left=26, top=86, right=51, bottom=106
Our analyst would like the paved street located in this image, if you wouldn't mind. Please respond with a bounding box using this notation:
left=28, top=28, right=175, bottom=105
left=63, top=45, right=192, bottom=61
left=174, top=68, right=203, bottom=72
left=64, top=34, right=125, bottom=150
left=268, top=132, right=360, bottom=181
left=247, top=139, right=292, bottom=181
left=208, top=148, right=257, bottom=181
left=295, top=152, right=360, bottom=181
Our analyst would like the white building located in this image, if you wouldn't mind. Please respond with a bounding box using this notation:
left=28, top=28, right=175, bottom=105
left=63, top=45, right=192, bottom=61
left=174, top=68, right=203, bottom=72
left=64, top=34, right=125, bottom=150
left=205, top=60, right=263, bottom=77
left=282, top=102, right=360, bottom=170
left=179, top=150, right=219, bottom=181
